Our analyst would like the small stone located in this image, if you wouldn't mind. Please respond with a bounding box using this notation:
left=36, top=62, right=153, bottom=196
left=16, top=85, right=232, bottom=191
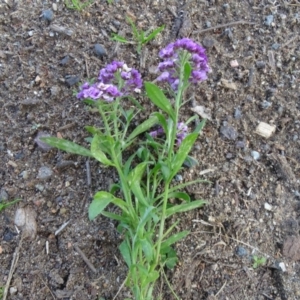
left=35, top=184, right=45, bottom=192
left=278, top=262, right=286, bottom=272
left=272, top=43, right=280, bottom=50
left=234, top=107, right=242, bottom=119
left=10, top=286, right=18, bottom=295
left=255, top=122, right=276, bottom=139
left=264, top=202, right=272, bottom=211
left=20, top=170, right=29, bottom=179
left=42, top=9, right=54, bottom=22
left=230, top=60, right=239, bottom=68
left=205, top=21, right=211, bottom=28
left=235, top=246, right=248, bottom=257
left=59, top=56, right=70, bottom=65
left=175, top=174, right=183, bottom=182
left=236, top=140, right=246, bottom=149
left=256, top=61, right=266, bottom=69
left=65, top=75, right=80, bottom=87
left=251, top=150, right=260, bottom=160
left=94, top=44, right=106, bottom=57
left=264, top=15, right=274, bottom=26
left=261, top=101, right=272, bottom=109
left=60, top=207, right=67, bottom=215
left=0, top=188, right=8, bottom=202
left=52, top=3, right=57, bottom=11
left=202, top=37, right=215, bottom=48
left=50, top=86, right=60, bottom=96
left=37, top=166, right=53, bottom=180
left=220, top=124, right=238, bottom=140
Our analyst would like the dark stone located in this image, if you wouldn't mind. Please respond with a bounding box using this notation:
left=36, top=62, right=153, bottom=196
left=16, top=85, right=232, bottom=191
left=42, top=10, right=54, bottom=22
left=65, top=75, right=80, bottom=87
left=94, top=44, right=106, bottom=57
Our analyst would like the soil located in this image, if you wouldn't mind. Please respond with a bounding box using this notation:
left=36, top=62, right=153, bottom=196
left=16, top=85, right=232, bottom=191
left=1, top=0, right=300, bottom=299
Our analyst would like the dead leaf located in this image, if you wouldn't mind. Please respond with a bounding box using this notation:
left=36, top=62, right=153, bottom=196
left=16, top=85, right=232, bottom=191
left=191, top=105, right=212, bottom=120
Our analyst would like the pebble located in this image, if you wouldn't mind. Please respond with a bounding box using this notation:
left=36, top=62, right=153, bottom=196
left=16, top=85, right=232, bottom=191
left=65, top=75, right=80, bottom=86
left=256, top=61, right=266, bottom=69
left=42, top=9, right=54, bottom=22
left=202, top=37, right=215, bottom=48
left=272, top=43, right=280, bottom=50
left=175, top=174, right=183, bottom=182
left=264, top=15, right=274, bottom=26
left=0, top=188, right=8, bottom=202
left=59, top=55, right=70, bottom=65
left=37, top=166, right=53, bottom=180
left=234, top=107, right=242, bottom=119
left=205, top=21, right=212, bottom=28
left=264, top=202, right=272, bottom=211
left=94, top=44, right=107, bottom=57
left=261, top=100, right=272, bottom=109
left=9, top=287, right=18, bottom=295
left=236, top=246, right=248, bottom=257
left=183, top=156, right=198, bottom=168
left=236, top=140, right=246, bottom=149
left=50, top=86, right=60, bottom=96
left=35, top=184, right=45, bottom=192
left=20, top=170, right=29, bottom=179
left=251, top=150, right=260, bottom=160
left=220, top=124, right=238, bottom=140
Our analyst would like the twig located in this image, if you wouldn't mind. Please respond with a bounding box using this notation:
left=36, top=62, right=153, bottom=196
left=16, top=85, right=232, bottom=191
left=74, top=244, right=97, bottom=273
left=215, top=280, right=227, bottom=297
left=55, top=220, right=70, bottom=236
left=37, top=273, right=56, bottom=300
left=86, top=159, right=91, bottom=186
left=193, top=20, right=256, bottom=34
left=3, top=236, right=23, bottom=300
left=112, top=277, right=127, bottom=300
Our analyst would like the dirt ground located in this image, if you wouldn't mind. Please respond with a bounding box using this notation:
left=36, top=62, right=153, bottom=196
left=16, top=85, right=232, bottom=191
left=1, top=0, right=300, bottom=299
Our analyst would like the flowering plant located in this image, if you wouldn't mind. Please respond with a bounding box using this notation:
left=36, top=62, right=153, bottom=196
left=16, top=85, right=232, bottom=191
left=41, top=38, right=209, bottom=300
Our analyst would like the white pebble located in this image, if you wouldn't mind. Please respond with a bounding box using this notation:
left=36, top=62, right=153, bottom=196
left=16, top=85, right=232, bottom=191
left=264, top=202, right=272, bottom=211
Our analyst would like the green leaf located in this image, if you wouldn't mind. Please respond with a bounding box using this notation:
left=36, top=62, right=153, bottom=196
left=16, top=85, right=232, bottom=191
left=160, top=246, right=178, bottom=269
left=183, top=155, right=199, bottom=168
left=153, top=112, right=168, bottom=137
left=0, top=198, right=21, bottom=212
left=168, top=192, right=190, bottom=202
left=143, top=25, right=165, bottom=44
left=40, top=137, right=93, bottom=157
left=111, top=34, right=129, bottom=43
left=141, top=270, right=159, bottom=287
left=170, top=133, right=198, bottom=179
left=88, top=191, right=115, bottom=220
left=145, top=82, right=175, bottom=121
left=161, top=230, right=189, bottom=250
left=84, top=125, right=102, bottom=135
left=119, top=240, right=132, bottom=267
left=91, top=135, right=114, bottom=166
left=166, top=200, right=206, bottom=218
left=158, top=161, right=171, bottom=182
left=101, top=211, right=124, bottom=221
left=194, top=119, right=206, bottom=134
left=140, top=237, right=154, bottom=263
left=126, top=115, right=158, bottom=142
left=183, top=61, right=192, bottom=84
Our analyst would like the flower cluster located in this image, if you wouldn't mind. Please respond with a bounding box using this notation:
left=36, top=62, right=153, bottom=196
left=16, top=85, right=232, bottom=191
left=77, top=61, right=142, bottom=102
left=156, top=38, right=210, bottom=90
left=149, top=122, right=188, bottom=146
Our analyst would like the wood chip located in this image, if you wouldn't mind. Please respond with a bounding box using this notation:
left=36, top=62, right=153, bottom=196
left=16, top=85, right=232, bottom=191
left=255, top=122, right=276, bottom=138
left=14, top=207, right=37, bottom=240
left=220, top=78, right=237, bottom=90
left=191, top=105, right=212, bottom=120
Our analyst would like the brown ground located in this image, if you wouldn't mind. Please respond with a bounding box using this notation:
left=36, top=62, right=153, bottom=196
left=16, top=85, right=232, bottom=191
left=1, top=0, right=300, bottom=299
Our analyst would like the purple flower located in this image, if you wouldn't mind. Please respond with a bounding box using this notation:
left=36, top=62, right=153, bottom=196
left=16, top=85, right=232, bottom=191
left=77, top=61, right=143, bottom=102
left=149, top=122, right=188, bottom=146
left=156, top=38, right=210, bottom=90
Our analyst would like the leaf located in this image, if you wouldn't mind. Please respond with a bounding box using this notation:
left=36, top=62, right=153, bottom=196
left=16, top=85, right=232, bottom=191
left=41, top=137, right=93, bottom=157
left=168, top=192, right=190, bottom=202
left=183, top=155, right=199, bottom=168
left=158, top=161, right=171, bottom=182
left=153, top=112, right=168, bottom=137
left=145, top=82, right=175, bottom=121
left=111, top=34, right=129, bottom=43
left=166, top=200, right=206, bottom=218
left=140, top=237, right=154, bottom=263
left=88, top=191, right=115, bottom=220
left=126, top=115, right=158, bottom=142
left=170, top=133, right=198, bottom=179
left=183, top=61, right=192, bottom=84
left=84, top=125, right=102, bottom=135
left=143, top=25, right=165, bottom=44
left=101, top=211, right=124, bottom=221
left=161, top=231, right=189, bottom=250
left=91, top=135, right=114, bottom=166
left=119, top=240, right=132, bottom=267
